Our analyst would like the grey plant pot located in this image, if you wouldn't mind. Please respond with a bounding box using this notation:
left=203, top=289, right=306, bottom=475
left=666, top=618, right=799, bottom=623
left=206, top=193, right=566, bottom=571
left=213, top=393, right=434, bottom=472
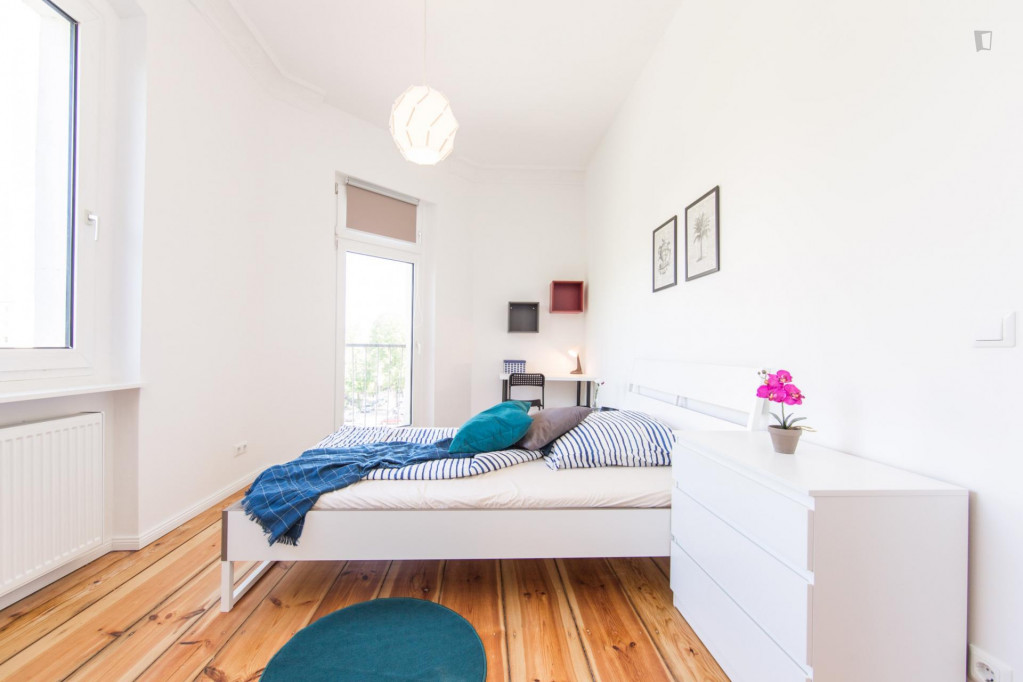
left=768, top=425, right=802, bottom=454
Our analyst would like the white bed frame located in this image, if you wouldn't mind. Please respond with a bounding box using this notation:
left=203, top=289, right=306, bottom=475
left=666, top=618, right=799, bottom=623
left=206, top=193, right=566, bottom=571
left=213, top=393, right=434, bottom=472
left=220, top=361, right=768, bottom=611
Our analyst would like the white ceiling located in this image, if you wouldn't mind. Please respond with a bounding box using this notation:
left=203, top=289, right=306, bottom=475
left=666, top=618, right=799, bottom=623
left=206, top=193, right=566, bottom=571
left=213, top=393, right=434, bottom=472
left=231, top=0, right=682, bottom=169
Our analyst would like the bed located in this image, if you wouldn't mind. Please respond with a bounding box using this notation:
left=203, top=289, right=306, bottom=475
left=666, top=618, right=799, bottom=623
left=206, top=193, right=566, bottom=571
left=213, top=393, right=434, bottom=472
left=220, top=361, right=769, bottom=611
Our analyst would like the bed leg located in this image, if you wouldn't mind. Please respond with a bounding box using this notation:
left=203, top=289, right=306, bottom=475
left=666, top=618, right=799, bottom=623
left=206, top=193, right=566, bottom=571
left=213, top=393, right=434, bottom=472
left=221, top=561, right=235, bottom=612
left=221, top=560, right=275, bottom=612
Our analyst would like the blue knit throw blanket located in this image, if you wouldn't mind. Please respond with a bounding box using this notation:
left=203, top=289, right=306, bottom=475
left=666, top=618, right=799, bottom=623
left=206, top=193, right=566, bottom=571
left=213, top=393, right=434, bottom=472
left=242, top=438, right=459, bottom=546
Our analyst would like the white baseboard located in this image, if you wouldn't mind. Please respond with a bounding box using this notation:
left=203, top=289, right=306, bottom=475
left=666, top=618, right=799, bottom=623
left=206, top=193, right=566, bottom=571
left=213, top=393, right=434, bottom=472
left=135, top=468, right=261, bottom=549
left=109, top=536, right=142, bottom=551
left=0, top=541, right=113, bottom=611
left=114, top=467, right=261, bottom=551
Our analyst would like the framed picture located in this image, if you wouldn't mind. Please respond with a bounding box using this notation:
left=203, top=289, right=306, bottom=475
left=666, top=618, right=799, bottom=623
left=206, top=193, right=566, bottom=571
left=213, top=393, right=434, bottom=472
left=685, top=186, right=720, bottom=281
left=652, top=216, right=677, bottom=292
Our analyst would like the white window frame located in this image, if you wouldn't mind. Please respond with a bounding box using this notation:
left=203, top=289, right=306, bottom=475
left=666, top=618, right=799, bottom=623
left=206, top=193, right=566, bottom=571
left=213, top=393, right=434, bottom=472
left=0, top=0, right=101, bottom=381
left=334, top=174, right=428, bottom=429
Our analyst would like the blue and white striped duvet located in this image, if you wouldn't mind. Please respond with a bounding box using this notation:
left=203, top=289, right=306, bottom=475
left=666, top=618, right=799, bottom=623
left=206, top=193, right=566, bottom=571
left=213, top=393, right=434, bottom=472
left=316, top=425, right=543, bottom=480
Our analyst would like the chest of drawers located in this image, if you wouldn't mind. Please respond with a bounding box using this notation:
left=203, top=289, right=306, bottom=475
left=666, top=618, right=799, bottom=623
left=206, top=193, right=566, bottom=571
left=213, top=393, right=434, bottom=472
left=670, top=432, right=968, bottom=682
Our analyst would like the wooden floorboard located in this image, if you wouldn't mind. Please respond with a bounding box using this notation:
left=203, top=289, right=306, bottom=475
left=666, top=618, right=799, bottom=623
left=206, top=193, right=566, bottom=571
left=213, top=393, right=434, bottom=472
left=66, top=560, right=226, bottom=681
left=502, top=558, right=592, bottom=682
left=309, top=559, right=389, bottom=623
left=0, top=487, right=728, bottom=682
left=0, top=490, right=244, bottom=666
left=651, top=555, right=671, bottom=580
left=198, top=561, right=341, bottom=682
left=136, top=561, right=291, bottom=682
left=608, top=557, right=728, bottom=681
left=438, top=560, right=508, bottom=682
left=0, top=550, right=128, bottom=629
left=378, top=559, right=445, bottom=602
left=0, top=525, right=221, bottom=680
left=557, top=558, right=674, bottom=682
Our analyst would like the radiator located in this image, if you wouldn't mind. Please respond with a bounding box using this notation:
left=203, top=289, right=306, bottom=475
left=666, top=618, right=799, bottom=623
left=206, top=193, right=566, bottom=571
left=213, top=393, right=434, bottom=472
left=0, top=413, right=104, bottom=598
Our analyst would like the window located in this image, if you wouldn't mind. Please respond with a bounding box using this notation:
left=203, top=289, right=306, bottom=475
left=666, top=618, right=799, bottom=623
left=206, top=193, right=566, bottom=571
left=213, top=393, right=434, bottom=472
left=343, top=251, right=415, bottom=427
left=0, top=0, right=77, bottom=350
left=335, top=176, right=427, bottom=428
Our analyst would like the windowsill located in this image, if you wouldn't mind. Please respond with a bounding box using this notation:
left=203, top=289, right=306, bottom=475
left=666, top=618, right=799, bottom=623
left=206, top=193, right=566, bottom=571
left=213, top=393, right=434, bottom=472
left=0, top=381, right=141, bottom=405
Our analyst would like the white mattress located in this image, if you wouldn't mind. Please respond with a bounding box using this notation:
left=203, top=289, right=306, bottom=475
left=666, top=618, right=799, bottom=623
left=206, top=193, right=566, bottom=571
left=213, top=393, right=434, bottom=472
left=313, top=459, right=672, bottom=511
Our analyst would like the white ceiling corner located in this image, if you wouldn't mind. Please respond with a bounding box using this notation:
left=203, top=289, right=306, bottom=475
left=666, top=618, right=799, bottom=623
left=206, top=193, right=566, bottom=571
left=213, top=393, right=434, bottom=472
left=204, top=0, right=683, bottom=169
left=191, top=0, right=325, bottom=107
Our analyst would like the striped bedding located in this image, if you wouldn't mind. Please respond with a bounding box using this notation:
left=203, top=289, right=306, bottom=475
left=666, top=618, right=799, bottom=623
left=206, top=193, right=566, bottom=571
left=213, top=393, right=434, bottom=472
left=543, top=409, right=675, bottom=470
left=315, top=425, right=543, bottom=480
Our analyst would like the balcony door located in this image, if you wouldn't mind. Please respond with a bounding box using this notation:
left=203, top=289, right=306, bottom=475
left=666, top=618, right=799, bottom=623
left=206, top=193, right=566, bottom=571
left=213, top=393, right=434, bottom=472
left=340, top=248, right=416, bottom=427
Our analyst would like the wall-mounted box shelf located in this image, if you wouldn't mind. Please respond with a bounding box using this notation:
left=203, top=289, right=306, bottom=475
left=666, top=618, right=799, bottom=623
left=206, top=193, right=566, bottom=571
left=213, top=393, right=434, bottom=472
left=508, top=302, right=540, bottom=333
left=550, top=281, right=585, bottom=314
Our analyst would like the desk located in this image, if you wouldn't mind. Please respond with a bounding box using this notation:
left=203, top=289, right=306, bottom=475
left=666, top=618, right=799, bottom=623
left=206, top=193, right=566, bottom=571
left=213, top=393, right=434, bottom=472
left=499, top=373, right=598, bottom=407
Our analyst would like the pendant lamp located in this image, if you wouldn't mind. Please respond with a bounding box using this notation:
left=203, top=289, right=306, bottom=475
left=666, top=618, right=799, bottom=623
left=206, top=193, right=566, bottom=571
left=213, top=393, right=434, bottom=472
left=390, top=1, right=458, bottom=165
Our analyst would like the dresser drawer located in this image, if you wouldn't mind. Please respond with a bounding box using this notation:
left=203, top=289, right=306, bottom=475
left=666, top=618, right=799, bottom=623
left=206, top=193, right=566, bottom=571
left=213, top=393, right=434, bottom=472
left=672, top=488, right=812, bottom=666
left=670, top=542, right=811, bottom=682
left=675, top=445, right=813, bottom=571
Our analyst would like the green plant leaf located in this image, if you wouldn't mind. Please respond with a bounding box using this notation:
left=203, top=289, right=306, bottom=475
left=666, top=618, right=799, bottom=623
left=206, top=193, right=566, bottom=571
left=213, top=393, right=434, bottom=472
left=770, top=412, right=784, bottom=425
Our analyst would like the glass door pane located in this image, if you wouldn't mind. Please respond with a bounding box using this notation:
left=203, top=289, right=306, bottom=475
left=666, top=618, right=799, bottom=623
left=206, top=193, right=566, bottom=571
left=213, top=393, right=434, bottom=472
left=343, top=251, right=414, bottom=427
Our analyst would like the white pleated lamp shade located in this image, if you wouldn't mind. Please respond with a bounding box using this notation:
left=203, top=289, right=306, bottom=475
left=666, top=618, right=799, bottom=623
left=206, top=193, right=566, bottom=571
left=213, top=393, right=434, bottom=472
left=389, top=85, right=459, bottom=165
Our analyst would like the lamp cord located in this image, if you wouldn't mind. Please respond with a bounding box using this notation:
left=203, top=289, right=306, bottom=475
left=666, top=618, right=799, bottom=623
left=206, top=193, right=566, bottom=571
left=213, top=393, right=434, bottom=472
left=422, top=0, right=427, bottom=86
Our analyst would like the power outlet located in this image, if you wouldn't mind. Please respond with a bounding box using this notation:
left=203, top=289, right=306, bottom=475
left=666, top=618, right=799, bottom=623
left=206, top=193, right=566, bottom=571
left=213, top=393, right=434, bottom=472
left=970, top=644, right=1013, bottom=682
left=233, top=441, right=248, bottom=457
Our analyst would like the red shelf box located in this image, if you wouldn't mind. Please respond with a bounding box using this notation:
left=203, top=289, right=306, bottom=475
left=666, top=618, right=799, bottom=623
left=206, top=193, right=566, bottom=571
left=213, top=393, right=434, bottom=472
left=550, top=281, right=585, bottom=314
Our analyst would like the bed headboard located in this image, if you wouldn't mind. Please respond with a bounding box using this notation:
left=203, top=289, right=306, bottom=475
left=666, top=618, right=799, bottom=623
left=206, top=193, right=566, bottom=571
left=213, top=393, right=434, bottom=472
left=623, top=360, right=769, bottom=431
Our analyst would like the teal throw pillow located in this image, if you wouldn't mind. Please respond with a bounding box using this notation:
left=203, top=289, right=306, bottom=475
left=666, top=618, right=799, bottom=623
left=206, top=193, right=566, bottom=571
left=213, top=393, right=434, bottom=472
left=449, top=401, right=533, bottom=454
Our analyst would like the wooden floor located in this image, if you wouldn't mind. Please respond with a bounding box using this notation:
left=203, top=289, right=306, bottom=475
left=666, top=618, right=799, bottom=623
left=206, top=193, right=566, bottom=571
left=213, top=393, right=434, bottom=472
left=0, top=490, right=728, bottom=682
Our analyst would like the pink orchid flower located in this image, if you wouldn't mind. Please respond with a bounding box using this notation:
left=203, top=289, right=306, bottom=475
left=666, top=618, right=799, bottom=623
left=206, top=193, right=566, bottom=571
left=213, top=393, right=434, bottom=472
left=756, top=369, right=810, bottom=430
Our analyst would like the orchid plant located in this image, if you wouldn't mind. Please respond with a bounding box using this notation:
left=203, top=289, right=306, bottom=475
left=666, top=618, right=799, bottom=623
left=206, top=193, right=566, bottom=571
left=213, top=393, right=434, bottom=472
left=756, top=370, right=812, bottom=430
left=593, top=381, right=606, bottom=408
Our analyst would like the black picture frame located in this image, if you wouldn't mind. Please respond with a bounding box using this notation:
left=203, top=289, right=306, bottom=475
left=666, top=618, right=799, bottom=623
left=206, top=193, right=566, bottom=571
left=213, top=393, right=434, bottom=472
left=685, top=186, right=720, bottom=281
left=652, top=216, right=678, bottom=293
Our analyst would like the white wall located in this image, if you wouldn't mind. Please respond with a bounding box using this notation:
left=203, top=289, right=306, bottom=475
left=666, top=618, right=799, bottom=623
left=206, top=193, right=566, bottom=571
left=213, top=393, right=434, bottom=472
left=133, top=0, right=479, bottom=534
left=0, top=0, right=588, bottom=548
left=133, top=0, right=586, bottom=534
left=585, top=0, right=1023, bottom=670
left=469, top=175, right=588, bottom=413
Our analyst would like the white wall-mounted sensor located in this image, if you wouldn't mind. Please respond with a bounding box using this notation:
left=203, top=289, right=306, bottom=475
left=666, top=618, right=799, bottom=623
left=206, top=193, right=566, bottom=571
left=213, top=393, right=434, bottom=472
left=974, top=311, right=1015, bottom=348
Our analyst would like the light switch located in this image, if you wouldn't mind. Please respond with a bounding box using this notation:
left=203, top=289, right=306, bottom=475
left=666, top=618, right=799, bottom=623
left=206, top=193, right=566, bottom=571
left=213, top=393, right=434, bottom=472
left=974, top=311, right=1016, bottom=348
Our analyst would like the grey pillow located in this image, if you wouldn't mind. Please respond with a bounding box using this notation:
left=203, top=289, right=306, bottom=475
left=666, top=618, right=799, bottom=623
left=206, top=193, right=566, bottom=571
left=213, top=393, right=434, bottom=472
left=516, top=406, right=593, bottom=451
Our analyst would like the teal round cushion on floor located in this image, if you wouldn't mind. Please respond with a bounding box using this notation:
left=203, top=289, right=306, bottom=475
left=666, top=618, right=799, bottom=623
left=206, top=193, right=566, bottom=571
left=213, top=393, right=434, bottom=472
left=261, top=597, right=486, bottom=682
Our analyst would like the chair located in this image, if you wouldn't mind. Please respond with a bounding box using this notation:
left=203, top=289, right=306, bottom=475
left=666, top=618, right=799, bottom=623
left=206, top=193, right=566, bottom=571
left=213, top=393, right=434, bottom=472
left=508, top=373, right=545, bottom=411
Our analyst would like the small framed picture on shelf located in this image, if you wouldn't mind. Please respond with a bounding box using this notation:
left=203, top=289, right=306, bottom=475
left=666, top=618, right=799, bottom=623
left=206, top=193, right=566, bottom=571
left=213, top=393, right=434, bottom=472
left=652, top=216, right=677, bottom=292
left=685, top=186, right=720, bottom=281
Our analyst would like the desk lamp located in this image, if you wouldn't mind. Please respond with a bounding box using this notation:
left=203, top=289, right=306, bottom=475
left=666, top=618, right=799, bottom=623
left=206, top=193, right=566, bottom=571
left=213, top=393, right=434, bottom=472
left=568, top=350, right=583, bottom=375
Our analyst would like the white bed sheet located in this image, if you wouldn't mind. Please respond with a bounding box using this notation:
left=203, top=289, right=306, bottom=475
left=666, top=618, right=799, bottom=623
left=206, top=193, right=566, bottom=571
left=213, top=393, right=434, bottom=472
left=313, top=459, right=671, bottom=511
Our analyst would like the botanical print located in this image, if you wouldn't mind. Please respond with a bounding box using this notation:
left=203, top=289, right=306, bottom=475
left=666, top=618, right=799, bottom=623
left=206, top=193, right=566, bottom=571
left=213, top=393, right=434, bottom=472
left=685, top=186, right=719, bottom=281
left=652, top=216, right=677, bottom=292
left=657, top=232, right=672, bottom=275
left=691, top=212, right=711, bottom=262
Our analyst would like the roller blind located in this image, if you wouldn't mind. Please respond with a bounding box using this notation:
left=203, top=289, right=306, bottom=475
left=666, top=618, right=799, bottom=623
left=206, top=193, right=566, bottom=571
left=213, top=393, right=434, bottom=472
left=345, top=181, right=418, bottom=244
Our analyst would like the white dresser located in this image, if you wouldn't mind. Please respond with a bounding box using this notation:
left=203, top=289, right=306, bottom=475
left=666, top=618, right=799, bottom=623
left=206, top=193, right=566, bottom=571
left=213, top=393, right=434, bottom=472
left=669, top=432, right=968, bottom=682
